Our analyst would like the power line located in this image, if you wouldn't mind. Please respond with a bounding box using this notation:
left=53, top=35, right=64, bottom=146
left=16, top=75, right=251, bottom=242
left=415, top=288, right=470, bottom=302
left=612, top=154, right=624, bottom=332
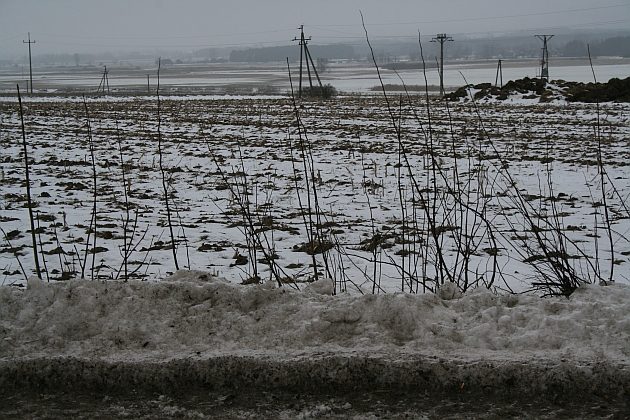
left=309, top=3, right=630, bottom=28
left=3, top=17, right=628, bottom=54
left=307, top=18, right=630, bottom=44
left=31, top=38, right=292, bottom=50
left=36, top=27, right=296, bottom=41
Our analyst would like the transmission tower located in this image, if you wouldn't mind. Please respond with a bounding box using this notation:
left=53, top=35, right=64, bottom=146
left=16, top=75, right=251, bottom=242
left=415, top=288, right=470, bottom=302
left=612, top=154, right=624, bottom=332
left=535, top=35, right=554, bottom=80
left=292, top=25, right=323, bottom=98
left=22, top=32, right=36, bottom=94
left=431, top=33, right=453, bottom=96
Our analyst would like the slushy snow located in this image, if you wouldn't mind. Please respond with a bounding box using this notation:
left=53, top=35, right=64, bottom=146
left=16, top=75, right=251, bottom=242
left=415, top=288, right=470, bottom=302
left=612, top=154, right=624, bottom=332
left=2, top=271, right=630, bottom=403
left=1, top=271, right=628, bottom=362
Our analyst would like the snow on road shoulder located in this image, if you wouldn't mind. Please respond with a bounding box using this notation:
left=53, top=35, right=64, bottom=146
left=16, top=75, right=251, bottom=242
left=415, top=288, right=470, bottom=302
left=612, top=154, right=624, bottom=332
left=1, top=271, right=629, bottom=364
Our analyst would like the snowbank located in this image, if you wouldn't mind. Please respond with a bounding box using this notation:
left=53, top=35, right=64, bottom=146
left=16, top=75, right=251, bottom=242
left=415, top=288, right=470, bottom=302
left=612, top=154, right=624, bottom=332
left=1, top=271, right=629, bottom=397
left=2, top=271, right=629, bottom=359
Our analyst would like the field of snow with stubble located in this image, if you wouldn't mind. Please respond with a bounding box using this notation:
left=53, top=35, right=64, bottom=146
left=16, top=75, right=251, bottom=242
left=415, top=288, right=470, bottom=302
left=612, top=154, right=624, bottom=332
left=1, top=93, right=629, bottom=292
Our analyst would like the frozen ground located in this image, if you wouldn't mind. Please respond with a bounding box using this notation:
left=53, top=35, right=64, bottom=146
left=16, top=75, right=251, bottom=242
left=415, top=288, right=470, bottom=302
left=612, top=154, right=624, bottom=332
left=1, top=94, right=629, bottom=293
left=0, top=271, right=629, bottom=416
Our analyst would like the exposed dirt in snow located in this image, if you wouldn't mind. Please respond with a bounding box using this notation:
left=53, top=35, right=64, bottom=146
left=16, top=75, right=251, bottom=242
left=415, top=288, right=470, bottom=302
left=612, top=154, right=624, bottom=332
left=446, top=76, right=630, bottom=103
left=1, top=95, right=628, bottom=292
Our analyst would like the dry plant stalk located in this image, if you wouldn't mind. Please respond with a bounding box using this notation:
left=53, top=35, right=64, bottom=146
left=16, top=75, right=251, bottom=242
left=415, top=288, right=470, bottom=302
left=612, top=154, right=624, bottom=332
left=17, top=84, right=41, bottom=279
left=81, top=96, right=98, bottom=281
left=156, top=58, right=180, bottom=271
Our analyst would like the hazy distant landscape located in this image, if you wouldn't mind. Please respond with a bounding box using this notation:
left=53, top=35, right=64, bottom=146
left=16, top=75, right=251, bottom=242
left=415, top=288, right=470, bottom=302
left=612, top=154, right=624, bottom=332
left=1, top=56, right=630, bottom=96
left=1, top=27, right=629, bottom=96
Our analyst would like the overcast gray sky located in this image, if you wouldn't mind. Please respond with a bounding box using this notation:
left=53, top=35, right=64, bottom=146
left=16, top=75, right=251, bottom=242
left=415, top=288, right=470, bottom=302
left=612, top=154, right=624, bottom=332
left=1, top=0, right=628, bottom=56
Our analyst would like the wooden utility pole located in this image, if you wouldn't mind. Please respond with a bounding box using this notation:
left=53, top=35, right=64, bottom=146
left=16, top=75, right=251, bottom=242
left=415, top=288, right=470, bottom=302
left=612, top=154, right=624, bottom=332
left=23, top=33, right=36, bottom=94
left=495, top=59, right=503, bottom=88
left=147, top=74, right=150, bottom=94
left=97, top=65, right=110, bottom=94
left=431, top=33, right=453, bottom=96
left=292, top=25, right=324, bottom=98
left=535, top=35, right=554, bottom=80
left=105, top=66, right=110, bottom=92
left=304, top=43, right=324, bottom=90
left=292, top=25, right=310, bottom=98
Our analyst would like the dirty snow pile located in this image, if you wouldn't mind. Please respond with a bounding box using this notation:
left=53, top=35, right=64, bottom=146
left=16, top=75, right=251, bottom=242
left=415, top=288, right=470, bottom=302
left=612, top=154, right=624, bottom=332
left=1, top=270, right=629, bottom=364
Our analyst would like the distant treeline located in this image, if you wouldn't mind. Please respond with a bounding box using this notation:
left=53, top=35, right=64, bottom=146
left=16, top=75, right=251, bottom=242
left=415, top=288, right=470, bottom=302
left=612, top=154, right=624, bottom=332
left=226, top=35, right=630, bottom=64
left=399, top=35, right=630, bottom=61
left=4, top=33, right=628, bottom=67
left=229, top=44, right=356, bottom=62
left=561, top=36, right=630, bottom=58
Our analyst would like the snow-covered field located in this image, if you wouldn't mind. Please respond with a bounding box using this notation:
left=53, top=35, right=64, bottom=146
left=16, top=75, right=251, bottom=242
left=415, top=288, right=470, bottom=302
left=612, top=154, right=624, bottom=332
left=2, top=58, right=629, bottom=94
left=1, top=94, right=629, bottom=293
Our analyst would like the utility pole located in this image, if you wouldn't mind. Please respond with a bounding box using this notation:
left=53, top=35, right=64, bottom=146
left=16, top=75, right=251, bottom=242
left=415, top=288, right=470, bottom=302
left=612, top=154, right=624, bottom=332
left=431, top=33, right=453, bottom=96
left=147, top=74, right=150, bottom=94
left=495, top=59, right=503, bottom=88
left=291, top=25, right=323, bottom=98
left=97, top=65, right=110, bottom=95
left=292, top=25, right=310, bottom=98
left=104, top=66, right=110, bottom=93
left=23, top=32, right=36, bottom=94
left=535, top=35, right=554, bottom=80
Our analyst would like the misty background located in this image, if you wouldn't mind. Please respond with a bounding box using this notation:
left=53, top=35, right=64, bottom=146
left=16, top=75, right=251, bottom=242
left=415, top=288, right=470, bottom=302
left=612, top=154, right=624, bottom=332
left=0, top=0, right=629, bottom=66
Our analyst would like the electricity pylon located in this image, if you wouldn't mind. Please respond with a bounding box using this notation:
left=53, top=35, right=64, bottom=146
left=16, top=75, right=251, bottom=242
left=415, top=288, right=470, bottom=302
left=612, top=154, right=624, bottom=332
left=535, top=35, right=554, bottom=80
